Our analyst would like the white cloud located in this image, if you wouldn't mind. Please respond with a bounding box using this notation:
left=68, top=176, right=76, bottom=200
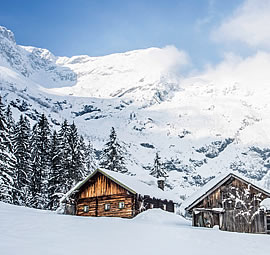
left=212, top=0, right=270, bottom=48
left=140, top=46, right=190, bottom=75
left=200, top=51, right=270, bottom=89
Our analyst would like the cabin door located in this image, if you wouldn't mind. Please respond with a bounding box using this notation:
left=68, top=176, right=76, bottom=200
left=197, top=212, right=220, bottom=228
left=212, top=212, right=220, bottom=227
left=197, top=212, right=212, bottom=227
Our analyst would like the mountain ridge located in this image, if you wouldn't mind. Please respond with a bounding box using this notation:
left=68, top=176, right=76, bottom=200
left=1, top=25, right=270, bottom=202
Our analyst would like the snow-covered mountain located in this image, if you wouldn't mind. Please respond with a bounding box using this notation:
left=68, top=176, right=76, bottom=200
left=1, top=25, right=270, bottom=202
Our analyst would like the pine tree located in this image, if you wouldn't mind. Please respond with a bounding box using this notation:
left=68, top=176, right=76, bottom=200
left=150, top=152, right=168, bottom=179
left=0, top=97, right=16, bottom=203
left=13, top=115, right=32, bottom=205
left=68, top=122, right=85, bottom=187
left=29, top=114, right=51, bottom=209
left=47, top=130, right=63, bottom=210
left=78, top=135, right=92, bottom=176
left=5, top=104, right=15, bottom=139
left=100, top=127, right=127, bottom=173
left=57, top=119, right=71, bottom=194
left=84, top=140, right=97, bottom=172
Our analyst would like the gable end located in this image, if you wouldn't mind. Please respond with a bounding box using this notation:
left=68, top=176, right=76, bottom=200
left=185, top=173, right=270, bottom=212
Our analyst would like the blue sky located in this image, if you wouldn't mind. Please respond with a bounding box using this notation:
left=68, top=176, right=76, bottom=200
left=0, top=0, right=249, bottom=68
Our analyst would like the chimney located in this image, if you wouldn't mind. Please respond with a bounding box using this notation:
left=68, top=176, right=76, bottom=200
left=157, top=179, right=164, bottom=190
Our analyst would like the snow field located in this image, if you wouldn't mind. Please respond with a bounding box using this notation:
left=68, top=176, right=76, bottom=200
left=0, top=202, right=269, bottom=255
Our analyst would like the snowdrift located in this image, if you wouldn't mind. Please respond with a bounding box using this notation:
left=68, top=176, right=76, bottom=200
left=0, top=202, right=269, bottom=255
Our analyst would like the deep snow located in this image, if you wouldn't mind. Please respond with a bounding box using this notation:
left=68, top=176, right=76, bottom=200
left=0, top=202, right=269, bottom=255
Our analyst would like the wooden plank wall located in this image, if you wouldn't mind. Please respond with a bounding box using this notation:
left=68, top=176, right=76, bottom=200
left=194, top=177, right=269, bottom=211
left=79, top=172, right=129, bottom=198
left=266, top=212, right=270, bottom=234
left=193, top=211, right=220, bottom=228
left=221, top=209, right=266, bottom=233
left=73, top=172, right=174, bottom=218
left=77, top=194, right=135, bottom=218
left=192, top=176, right=270, bottom=233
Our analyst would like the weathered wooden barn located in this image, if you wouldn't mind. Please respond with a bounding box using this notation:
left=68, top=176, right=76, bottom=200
left=60, top=168, right=175, bottom=218
left=184, top=172, right=270, bottom=234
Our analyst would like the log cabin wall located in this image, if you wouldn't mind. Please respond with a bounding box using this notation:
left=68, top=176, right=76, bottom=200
left=77, top=194, right=135, bottom=218
left=65, top=171, right=175, bottom=218
left=194, top=177, right=269, bottom=211
left=78, top=172, right=130, bottom=198
left=191, top=176, right=270, bottom=233
left=75, top=172, right=136, bottom=218
left=221, top=209, right=266, bottom=233
left=266, top=211, right=270, bottom=234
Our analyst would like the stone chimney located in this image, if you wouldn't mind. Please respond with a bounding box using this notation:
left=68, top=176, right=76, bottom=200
left=157, top=179, right=165, bottom=190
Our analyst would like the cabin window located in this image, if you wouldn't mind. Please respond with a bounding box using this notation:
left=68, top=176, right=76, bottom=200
left=119, top=202, right=125, bottom=209
left=83, top=205, right=89, bottom=213
left=104, top=203, right=111, bottom=211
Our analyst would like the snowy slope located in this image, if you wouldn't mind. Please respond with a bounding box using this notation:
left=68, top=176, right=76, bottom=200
left=1, top=25, right=270, bottom=202
left=0, top=202, right=269, bottom=255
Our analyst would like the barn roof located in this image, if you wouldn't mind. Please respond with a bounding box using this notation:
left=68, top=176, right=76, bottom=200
left=183, top=172, right=270, bottom=212
left=60, top=168, right=175, bottom=203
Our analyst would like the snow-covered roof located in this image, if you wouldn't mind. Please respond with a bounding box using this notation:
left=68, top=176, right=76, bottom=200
left=261, top=198, right=270, bottom=210
left=60, top=168, right=175, bottom=203
left=183, top=172, right=270, bottom=212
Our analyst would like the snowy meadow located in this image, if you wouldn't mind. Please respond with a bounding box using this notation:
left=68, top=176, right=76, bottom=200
left=0, top=202, right=269, bottom=255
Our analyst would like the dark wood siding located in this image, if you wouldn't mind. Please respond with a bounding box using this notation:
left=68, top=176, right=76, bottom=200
left=191, top=175, right=270, bottom=234
left=266, top=212, right=270, bottom=234
left=221, top=209, right=266, bottom=233
left=194, top=177, right=269, bottom=211
left=135, top=195, right=174, bottom=215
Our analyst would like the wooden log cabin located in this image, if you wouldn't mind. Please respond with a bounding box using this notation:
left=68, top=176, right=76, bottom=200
left=60, top=168, right=175, bottom=218
left=184, top=172, right=270, bottom=234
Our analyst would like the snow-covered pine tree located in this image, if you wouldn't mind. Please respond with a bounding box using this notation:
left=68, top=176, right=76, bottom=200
left=100, top=127, right=127, bottom=173
left=13, top=115, right=32, bottom=206
left=0, top=97, right=16, bottom=204
left=5, top=104, right=15, bottom=139
left=47, top=130, right=64, bottom=210
left=150, top=152, right=168, bottom=179
left=68, top=122, right=85, bottom=188
left=29, top=114, right=51, bottom=209
left=57, top=119, right=71, bottom=193
left=78, top=135, right=92, bottom=176
left=84, top=140, right=97, bottom=173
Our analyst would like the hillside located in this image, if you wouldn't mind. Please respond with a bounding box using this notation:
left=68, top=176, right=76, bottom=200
left=0, top=202, right=269, bottom=255
left=1, top=25, right=270, bottom=201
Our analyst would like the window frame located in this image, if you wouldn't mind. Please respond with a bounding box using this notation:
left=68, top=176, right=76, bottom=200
left=104, top=203, right=111, bottom=211
left=83, top=205, right=89, bottom=213
left=119, top=201, right=125, bottom=209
